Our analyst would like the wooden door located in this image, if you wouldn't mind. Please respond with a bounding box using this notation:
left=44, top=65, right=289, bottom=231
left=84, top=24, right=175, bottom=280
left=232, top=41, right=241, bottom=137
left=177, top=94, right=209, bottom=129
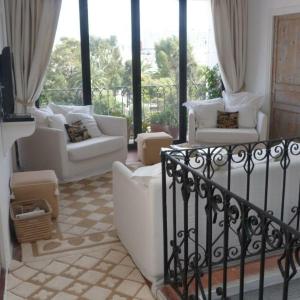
left=270, top=14, right=300, bottom=139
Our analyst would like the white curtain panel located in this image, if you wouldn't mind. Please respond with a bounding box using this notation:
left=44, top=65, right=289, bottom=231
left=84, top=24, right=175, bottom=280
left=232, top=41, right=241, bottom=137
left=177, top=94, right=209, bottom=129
left=211, top=0, right=247, bottom=93
left=4, top=0, right=62, bottom=113
left=0, top=0, right=7, bottom=50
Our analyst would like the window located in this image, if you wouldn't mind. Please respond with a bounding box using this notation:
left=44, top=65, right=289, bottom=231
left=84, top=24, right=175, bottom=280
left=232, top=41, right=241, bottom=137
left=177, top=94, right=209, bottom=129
left=187, top=0, right=221, bottom=100
left=41, top=0, right=83, bottom=106
left=140, top=0, right=179, bottom=139
left=41, top=0, right=221, bottom=144
left=88, top=0, right=133, bottom=142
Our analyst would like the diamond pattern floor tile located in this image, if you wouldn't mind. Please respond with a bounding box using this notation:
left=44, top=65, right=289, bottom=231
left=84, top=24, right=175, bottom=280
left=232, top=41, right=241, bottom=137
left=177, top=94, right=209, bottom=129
left=7, top=171, right=155, bottom=300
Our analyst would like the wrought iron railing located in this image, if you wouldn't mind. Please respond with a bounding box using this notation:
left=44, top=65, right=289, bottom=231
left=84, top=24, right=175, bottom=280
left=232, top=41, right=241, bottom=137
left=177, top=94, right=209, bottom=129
left=161, top=138, right=300, bottom=299
left=39, top=83, right=209, bottom=141
left=39, top=83, right=208, bottom=116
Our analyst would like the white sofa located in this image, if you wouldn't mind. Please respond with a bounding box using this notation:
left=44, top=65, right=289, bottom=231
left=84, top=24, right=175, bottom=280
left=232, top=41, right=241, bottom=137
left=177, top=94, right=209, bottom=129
left=19, top=114, right=128, bottom=182
left=185, top=92, right=269, bottom=146
left=113, top=150, right=300, bottom=283
left=187, top=109, right=268, bottom=145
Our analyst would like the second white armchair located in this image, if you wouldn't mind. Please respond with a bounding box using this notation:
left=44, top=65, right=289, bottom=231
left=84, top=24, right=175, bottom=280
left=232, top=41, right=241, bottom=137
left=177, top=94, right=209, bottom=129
left=186, top=93, right=268, bottom=146
left=18, top=114, right=128, bottom=182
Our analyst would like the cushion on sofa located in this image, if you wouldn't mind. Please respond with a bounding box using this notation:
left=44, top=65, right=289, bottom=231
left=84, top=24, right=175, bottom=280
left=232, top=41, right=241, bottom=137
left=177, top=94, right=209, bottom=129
left=49, top=103, right=93, bottom=117
left=217, top=111, right=239, bottom=128
left=226, top=104, right=258, bottom=128
left=67, top=135, right=124, bottom=161
left=65, top=121, right=91, bottom=143
left=66, top=113, right=103, bottom=138
left=182, top=98, right=224, bottom=109
left=193, top=100, right=225, bottom=128
left=47, top=114, right=69, bottom=143
left=30, top=106, right=54, bottom=127
left=195, top=128, right=259, bottom=145
left=222, top=91, right=264, bottom=112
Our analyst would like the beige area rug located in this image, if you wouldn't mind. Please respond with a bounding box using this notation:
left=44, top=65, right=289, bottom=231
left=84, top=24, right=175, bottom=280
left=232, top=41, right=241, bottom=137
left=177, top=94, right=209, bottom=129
left=7, top=163, right=156, bottom=300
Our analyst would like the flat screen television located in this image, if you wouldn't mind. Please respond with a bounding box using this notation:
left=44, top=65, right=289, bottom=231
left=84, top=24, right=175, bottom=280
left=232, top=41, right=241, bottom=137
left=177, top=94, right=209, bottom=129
left=0, top=46, right=15, bottom=119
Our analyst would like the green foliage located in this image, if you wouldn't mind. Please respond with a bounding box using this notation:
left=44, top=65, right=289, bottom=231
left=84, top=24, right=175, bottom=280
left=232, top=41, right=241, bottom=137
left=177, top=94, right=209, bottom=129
left=202, top=65, right=222, bottom=99
left=149, top=112, right=162, bottom=124
left=159, top=109, right=178, bottom=127
left=149, top=109, right=178, bottom=127
left=41, top=37, right=82, bottom=105
left=42, top=35, right=222, bottom=132
left=187, top=65, right=222, bottom=100
left=89, top=36, right=124, bottom=89
left=154, top=36, right=198, bottom=84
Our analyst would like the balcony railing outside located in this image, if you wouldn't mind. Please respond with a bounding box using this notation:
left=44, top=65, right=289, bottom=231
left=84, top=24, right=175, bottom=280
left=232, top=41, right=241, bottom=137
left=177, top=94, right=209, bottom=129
left=39, top=83, right=211, bottom=142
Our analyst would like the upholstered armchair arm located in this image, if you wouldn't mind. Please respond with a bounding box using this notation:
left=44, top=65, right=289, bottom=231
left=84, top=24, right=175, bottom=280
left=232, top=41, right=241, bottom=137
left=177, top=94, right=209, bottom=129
left=18, top=127, right=68, bottom=180
left=93, top=114, right=127, bottom=139
left=187, top=109, right=196, bottom=145
left=256, top=111, right=268, bottom=141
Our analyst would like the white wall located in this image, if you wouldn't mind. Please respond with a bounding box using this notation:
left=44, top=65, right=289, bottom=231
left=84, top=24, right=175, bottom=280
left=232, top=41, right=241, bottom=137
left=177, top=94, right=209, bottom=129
left=246, top=0, right=300, bottom=117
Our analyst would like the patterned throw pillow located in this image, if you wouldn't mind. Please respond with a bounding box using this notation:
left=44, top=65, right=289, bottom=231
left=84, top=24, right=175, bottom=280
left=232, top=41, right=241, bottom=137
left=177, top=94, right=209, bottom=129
left=217, top=111, right=239, bottom=129
left=65, top=120, right=91, bottom=143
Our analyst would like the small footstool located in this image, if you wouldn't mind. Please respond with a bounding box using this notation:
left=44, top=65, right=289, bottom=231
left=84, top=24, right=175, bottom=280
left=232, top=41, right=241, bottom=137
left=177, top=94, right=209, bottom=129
left=136, top=132, right=173, bottom=165
left=10, top=170, right=59, bottom=218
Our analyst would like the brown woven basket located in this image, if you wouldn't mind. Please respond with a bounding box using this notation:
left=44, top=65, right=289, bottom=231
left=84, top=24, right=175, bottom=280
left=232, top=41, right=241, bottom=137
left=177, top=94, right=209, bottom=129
left=10, top=199, right=53, bottom=243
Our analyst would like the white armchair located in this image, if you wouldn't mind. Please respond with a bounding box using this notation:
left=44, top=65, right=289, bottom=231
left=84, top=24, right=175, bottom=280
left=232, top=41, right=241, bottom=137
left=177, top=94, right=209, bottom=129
left=187, top=108, right=268, bottom=146
left=187, top=98, right=268, bottom=146
left=18, top=114, right=128, bottom=182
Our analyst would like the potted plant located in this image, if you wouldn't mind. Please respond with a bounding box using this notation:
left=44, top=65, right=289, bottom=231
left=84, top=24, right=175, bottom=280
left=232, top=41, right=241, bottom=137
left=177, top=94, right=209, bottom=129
left=160, top=109, right=179, bottom=139
left=149, top=112, right=164, bottom=132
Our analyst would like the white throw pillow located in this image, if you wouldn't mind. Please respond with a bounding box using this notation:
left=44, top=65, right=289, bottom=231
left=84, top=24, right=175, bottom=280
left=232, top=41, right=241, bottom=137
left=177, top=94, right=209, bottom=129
left=183, top=98, right=224, bottom=110
left=66, top=113, right=102, bottom=138
left=30, top=106, right=54, bottom=127
left=226, top=104, right=258, bottom=128
left=49, top=103, right=93, bottom=117
left=47, top=114, right=69, bottom=143
left=193, top=101, right=224, bottom=128
left=222, top=91, right=264, bottom=112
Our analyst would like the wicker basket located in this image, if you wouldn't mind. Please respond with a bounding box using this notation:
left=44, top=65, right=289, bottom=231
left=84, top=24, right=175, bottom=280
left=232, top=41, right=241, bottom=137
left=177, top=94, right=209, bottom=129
left=10, top=199, right=53, bottom=243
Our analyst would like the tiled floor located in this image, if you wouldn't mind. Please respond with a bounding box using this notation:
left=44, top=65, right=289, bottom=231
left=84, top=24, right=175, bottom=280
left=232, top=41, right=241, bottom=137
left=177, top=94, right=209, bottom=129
left=7, top=246, right=154, bottom=299
left=7, top=150, right=156, bottom=300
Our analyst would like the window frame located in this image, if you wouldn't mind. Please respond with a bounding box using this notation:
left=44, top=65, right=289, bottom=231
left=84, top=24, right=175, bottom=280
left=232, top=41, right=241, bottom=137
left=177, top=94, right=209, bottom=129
left=71, top=0, right=189, bottom=144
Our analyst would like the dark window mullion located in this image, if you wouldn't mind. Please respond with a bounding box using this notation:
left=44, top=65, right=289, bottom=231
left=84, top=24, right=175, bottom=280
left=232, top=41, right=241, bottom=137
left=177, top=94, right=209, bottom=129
left=179, top=0, right=187, bottom=142
left=79, top=0, right=92, bottom=105
left=131, top=0, right=142, bottom=141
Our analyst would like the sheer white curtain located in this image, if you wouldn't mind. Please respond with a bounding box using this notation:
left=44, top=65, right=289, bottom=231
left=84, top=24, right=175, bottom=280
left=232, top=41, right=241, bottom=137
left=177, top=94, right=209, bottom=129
left=4, top=0, right=62, bottom=113
left=0, top=0, right=7, bottom=50
left=211, top=0, right=247, bottom=93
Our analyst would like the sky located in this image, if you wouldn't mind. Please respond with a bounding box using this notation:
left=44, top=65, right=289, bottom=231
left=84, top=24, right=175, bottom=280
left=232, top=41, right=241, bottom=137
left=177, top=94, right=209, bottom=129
left=54, top=0, right=218, bottom=67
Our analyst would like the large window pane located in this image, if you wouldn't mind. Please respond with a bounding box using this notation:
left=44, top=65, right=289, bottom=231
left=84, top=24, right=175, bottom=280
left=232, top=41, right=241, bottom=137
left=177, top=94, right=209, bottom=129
left=140, top=0, right=179, bottom=139
left=187, top=0, right=221, bottom=100
left=41, top=0, right=83, bottom=106
left=88, top=0, right=133, bottom=142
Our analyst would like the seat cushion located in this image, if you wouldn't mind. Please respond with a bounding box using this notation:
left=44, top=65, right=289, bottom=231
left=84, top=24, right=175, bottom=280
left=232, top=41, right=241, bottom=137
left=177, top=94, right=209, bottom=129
left=11, top=170, right=58, bottom=187
left=11, top=170, right=59, bottom=218
left=67, top=135, right=124, bottom=161
left=195, top=128, right=259, bottom=145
